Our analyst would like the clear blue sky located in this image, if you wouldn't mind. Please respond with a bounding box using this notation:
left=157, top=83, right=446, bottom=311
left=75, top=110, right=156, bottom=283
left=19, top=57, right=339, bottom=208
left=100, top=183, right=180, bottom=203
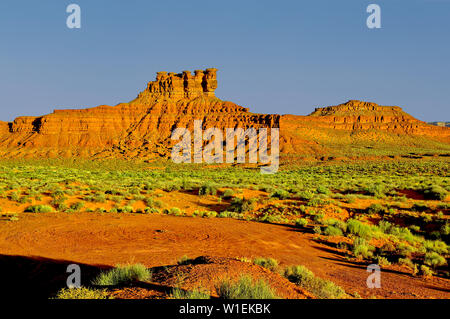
left=0, top=0, right=449, bottom=122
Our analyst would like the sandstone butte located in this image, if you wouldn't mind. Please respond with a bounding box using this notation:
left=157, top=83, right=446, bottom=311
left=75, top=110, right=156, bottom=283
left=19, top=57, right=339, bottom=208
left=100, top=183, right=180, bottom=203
left=0, top=68, right=449, bottom=160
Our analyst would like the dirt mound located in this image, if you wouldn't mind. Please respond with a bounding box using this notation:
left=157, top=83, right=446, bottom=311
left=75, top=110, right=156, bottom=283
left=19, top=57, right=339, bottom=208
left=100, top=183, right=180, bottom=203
left=0, top=70, right=449, bottom=159
left=111, top=256, right=311, bottom=299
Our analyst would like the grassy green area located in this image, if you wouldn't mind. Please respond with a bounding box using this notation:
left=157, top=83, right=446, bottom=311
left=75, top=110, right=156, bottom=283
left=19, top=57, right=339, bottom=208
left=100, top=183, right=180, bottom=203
left=92, top=264, right=151, bottom=286
left=55, top=287, right=111, bottom=299
left=216, top=275, right=278, bottom=299
left=0, top=158, right=448, bottom=278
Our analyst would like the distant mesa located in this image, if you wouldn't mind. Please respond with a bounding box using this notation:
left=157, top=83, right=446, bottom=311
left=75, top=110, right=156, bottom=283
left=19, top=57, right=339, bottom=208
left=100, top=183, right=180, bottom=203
left=428, top=122, right=450, bottom=128
left=0, top=68, right=448, bottom=160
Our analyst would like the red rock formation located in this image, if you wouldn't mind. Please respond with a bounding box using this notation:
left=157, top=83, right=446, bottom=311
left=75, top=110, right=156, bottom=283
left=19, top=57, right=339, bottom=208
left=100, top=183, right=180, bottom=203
left=0, top=70, right=448, bottom=159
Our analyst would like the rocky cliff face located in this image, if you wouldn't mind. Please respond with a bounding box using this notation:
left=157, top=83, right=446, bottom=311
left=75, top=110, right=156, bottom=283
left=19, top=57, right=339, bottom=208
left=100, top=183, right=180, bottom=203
left=0, top=69, right=279, bottom=159
left=306, top=100, right=450, bottom=137
left=0, top=70, right=448, bottom=159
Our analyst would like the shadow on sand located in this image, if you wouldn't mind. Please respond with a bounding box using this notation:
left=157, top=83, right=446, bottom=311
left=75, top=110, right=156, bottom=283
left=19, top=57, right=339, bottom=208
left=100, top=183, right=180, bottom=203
left=0, top=254, right=110, bottom=299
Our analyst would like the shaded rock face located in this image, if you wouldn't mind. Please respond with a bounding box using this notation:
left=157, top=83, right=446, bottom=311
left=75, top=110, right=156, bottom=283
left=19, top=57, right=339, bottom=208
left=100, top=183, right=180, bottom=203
left=0, top=70, right=448, bottom=159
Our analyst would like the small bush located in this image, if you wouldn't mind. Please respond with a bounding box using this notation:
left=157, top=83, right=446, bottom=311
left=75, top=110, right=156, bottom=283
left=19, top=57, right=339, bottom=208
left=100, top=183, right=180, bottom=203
left=270, top=189, right=290, bottom=200
left=398, top=258, right=414, bottom=269
left=366, top=204, right=386, bottom=214
left=323, top=226, right=343, bottom=237
left=374, top=256, right=391, bottom=266
left=297, top=191, right=314, bottom=201
left=295, top=218, right=308, bottom=228
left=284, top=265, right=345, bottom=299
left=55, top=287, right=110, bottom=299
left=120, top=206, right=134, bottom=213
left=70, top=202, right=85, bottom=212
left=24, top=205, right=53, bottom=213
left=222, top=189, right=235, bottom=199
left=171, top=287, right=210, bottom=299
left=352, top=237, right=374, bottom=259
left=199, top=184, right=217, bottom=196
left=424, top=252, right=447, bottom=268
left=347, top=219, right=373, bottom=239
left=253, top=257, right=278, bottom=271
left=92, top=264, right=151, bottom=286
left=316, top=186, right=330, bottom=195
left=216, top=275, right=278, bottom=299
left=229, top=197, right=255, bottom=213
left=85, top=193, right=106, bottom=203
left=419, top=265, right=434, bottom=277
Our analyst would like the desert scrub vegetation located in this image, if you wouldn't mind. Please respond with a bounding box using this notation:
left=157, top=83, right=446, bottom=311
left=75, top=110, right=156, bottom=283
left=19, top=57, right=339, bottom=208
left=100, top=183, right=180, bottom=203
left=283, top=265, right=346, bottom=299
left=216, top=275, right=278, bottom=299
left=55, top=287, right=110, bottom=299
left=253, top=257, right=279, bottom=272
left=0, top=212, right=19, bottom=222
left=171, top=287, right=211, bottom=299
left=24, top=205, right=53, bottom=213
left=92, top=263, right=151, bottom=286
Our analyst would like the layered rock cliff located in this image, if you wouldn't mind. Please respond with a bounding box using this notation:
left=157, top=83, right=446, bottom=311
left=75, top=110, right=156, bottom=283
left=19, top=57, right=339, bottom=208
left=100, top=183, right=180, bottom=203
left=0, top=69, right=448, bottom=159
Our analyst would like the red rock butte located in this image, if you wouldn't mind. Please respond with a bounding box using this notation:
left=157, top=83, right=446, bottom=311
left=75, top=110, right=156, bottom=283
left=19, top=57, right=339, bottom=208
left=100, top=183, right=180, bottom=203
left=0, top=68, right=448, bottom=159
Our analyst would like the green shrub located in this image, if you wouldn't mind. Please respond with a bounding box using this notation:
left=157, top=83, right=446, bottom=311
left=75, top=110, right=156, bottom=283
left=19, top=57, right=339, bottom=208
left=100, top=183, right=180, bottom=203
left=366, top=204, right=386, bottom=214
left=120, top=206, right=134, bottom=213
left=365, top=184, right=386, bottom=198
left=85, top=193, right=106, bottom=203
left=346, top=219, right=373, bottom=239
left=199, top=184, right=217, bottom=196
left=316, top=185, right=330, bottom=195
left=284, top=265, right=345, bottom=299
left=253, top=257, right=278, bottom=271
left=55, top=287, right=110, bottom=299
left=374, top=256, right=391, bottom=266
left=424, top=240, right=448, bottom=254
left=216, top=275, right=278, bottom=299
left=419, top=265, right=434, bottom=277
left=424, top=252, right=447, bottom=268
left=9, top=191, right=20, bottom=202
left=229, top=198, right=255, bottom=213
left=222, top=189, right=235, bottom=199
left=92, top=264, right=151, bottom=286
left=70, top=202, right=85, bottom=212
left=270, top=189, right=290, bottom=200
left=307, top=197, right=328, bottom=207
left=24, top=205, right=53, bottom=213
left=295, top=218, right=308, bottom=228
left=171, top=287, right=210, bottom=299
left=204, top=211, right=217, bottom=218
left=323, top=226, right=343, bottom=237
left=398, top=257, right=414, bottom=269
left=297, top=191, right=314, bottom=201
left=352, top=237, right=374, bottom=259
left=143, top=197, right=154, bottom=207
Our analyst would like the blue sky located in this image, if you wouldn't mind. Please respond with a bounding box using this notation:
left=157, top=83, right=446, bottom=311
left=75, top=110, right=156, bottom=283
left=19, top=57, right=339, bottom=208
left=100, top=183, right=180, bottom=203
left=0, top=0, right=449, bottom=122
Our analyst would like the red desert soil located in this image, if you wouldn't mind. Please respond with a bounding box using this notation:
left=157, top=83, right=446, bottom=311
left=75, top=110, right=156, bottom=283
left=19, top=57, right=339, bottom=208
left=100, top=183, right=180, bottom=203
left=0, top=212, right=448, bottom=299
left=111, top=256, right=312, bottom=299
